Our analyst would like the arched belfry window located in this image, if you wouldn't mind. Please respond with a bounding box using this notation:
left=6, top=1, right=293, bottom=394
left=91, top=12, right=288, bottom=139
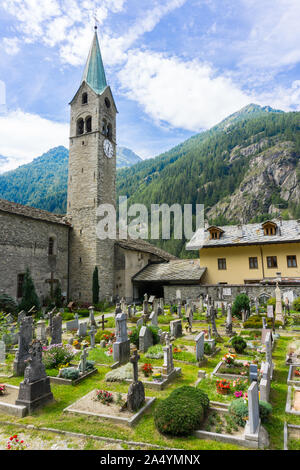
left=82, top=92, right=88, bottom=104
left=102, top=119, right=107, bottom=136
left=107, top=123, right=112, bottom=140
left=85, top=116, right=92, bottom=133
left=76, top=118, right=84, bottom=136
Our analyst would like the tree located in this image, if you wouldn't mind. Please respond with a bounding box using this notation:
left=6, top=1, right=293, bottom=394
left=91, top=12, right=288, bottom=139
left=19, top=267, right=40, bottom=312
left=232, top=293, right=250, bottom=319
left=54, top=281, right=63, bottom=308
left=92, top=266, right=100, bottom=305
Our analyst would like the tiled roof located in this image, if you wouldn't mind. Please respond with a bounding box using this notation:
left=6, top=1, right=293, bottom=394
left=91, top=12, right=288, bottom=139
left=186, top=219, right=300, bottom=250
left=0, top=198, right=70, bottom=226
left=133, top=259, right=206, bottom=282
left=116, top=238, right=177, bottom=261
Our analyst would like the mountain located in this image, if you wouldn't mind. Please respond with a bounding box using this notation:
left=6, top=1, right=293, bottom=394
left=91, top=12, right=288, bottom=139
left=0, top=104, right=299, bottom=258
left=0, top=145, right=142, bottom=213
left=117, top=147, right=142, bottom=168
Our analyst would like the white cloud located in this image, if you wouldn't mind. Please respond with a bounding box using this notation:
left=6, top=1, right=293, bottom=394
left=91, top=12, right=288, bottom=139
left=0, top=110, right=68, bottom=173
left=1, top=37, right=21, bottom=55
left=239, top=0, right=300, bottom=69
left=256, top=80, right=300, bottom=112
left=118, top=50, right=252, bottom=131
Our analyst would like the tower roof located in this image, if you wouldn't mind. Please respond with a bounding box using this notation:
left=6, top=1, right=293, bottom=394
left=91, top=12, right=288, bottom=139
left=81, top=28, right=107, bottom=95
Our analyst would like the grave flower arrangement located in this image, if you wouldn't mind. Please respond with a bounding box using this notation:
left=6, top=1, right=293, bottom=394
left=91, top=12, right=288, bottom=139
left=6, top=435, right=26, bottom=450
left=72, top=339, right=81, bottom=350
left=216, top=379, right=231, bottom=395
left=152, top=372, right=162, bottom=382
left=43, top=343, right=75, bottom=369
left=232, top=378, right=248, bottom=392
left=142, top=363, right=153, bottom=377
left=95, top=389, right=113, bottom=405
left=295, top=368, right=300, bottom=377
left=105, top=346, right=113, bottom=356
left=0, top=384, right=6, bottom=395
left=222, top=353, right=236, bottom=367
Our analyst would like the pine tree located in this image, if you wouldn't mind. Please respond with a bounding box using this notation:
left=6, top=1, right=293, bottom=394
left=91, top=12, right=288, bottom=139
left=19, top=267, right=40, bottom=311
left=92, top=266, right=100, bottom=305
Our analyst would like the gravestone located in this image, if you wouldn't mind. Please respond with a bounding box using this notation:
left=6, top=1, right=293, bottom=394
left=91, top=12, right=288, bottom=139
left=127, top=305, right=132, bottom=319
left=136, top=317, right=144, bottom=329
left=159, top=298, right=164, bottom=312
left=113, top=313, right=130, bottom=365
left=170, top=319, right=182, bottom=338
left=249, top=363, right=258, bottom=382
left=262, top=317, right=267, bottom=329
left=225, top=303, right=234, bottom=336
left=77, top=321, right=88, bottom=338
left=275, top=283, right=284, bottom=323
left=50, top=313, right=62, bottom=345
left=211, top=307, right=221, bottom=338
left=0, top=340, right=5, bottom=363
left=89, top=325, right=96, bottom=349
left=149, top=310, right=158, bottom=327
left=199, top=296, right=204, bottom=313
left=162, top=334, right=174, bottom=376
left=260, top=361, right=271, bottom=402
left=245, top=381, right=260, bottom=436
left=177, top=301, right=182, bottom=318
left=66, top=318, right=79, bottom=332
left=186, top=309, right=193, bottom=333
left=15, top=340, right=54, bottom=413
left=139, top=326, right=153, bottom=353
left=127, top=350, right=145, bottom=412
left=265, top=331, right=273, bottom=378
left=195, top=332, right=205, bottom=362
left=18, top=310, right=27, bottom=324
left=36, top=320, right=47, bottom=344
left=143, top=294, right=149, bottom=316
left=13, top=316, right=33, bottom=376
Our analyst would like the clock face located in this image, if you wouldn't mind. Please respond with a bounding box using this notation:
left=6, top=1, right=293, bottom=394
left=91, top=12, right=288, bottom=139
left=103, top=139, right=114, bottom=159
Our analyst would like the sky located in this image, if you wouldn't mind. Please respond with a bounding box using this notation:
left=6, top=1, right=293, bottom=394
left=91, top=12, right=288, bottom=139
left=0, top=0, right=300, bottom=172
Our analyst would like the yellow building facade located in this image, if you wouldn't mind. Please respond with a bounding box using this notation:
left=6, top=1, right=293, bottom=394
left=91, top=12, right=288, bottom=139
left=200, top=242, right=300, bottom=285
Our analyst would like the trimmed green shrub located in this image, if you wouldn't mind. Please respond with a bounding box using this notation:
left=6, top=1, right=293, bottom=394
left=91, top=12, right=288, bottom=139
left=19, top=267, right=40, bottom=311
left=229, top=398, right=249, bottom=427
left=0, top=294, right=17, bottom=314
left=60, top=367, right=80, bottom=380
left=231, top=336, right=247, bottom=353
left=62, top=311, right=74, bottom=321
left=244, top=315, right=282, bottom=329
left=293, top=297, right=300, bottom=312
left=105, top=363, right=133, bottom=382
left=232, top=294, right=250, bottom=319
left=204, top=343, right=212, bottom=355
left=154, top=386, right=209, bottom=436
left=145, top=344, right=164, bottom=359
left=92, top=266, right=100, bottom=305
left=229, top=398, right=272, bottom=427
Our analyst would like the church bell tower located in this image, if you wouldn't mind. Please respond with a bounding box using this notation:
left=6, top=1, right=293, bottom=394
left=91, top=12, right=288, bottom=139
left=67, top=27, right=117, bottom=302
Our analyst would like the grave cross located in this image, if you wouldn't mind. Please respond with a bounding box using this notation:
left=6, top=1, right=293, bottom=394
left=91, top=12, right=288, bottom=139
left=130, top=349, right=140, bottom=383
left=45, top=271, right=59, bottom=300
left=99, top=314, right=108, bottom=331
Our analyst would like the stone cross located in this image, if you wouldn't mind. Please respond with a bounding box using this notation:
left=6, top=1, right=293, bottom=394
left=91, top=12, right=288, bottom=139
left=130, top=349, right=140, bottom=383
left=163, top=334, right=174, bottom=376
left=78, top=347, right=89, bottom=374
left=143, top=294, right=149, bottom=316
left=88, top=306, right=96, bottom=326
left=177, top=301, right=182, bottom=318
left=247, top=381, right=260, bottom=435
left=150, top=310, right=158, bottom=327
left=211, top=307, right=220, bottom=338
left=18, top=310, right=27, bottom=324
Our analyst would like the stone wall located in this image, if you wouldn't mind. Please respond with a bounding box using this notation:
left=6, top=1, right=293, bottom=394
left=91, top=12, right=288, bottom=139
left=164, top=283, right=300, bottom=304
left=0, top=211, right=69, bottom=303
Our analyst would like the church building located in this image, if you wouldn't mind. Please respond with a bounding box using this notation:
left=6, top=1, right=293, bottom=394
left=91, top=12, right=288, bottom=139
left=0, top=28, right=177, bottom=305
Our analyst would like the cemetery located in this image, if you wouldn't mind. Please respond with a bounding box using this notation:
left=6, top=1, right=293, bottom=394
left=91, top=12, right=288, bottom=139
left=0, top=289, right=300, bottom=450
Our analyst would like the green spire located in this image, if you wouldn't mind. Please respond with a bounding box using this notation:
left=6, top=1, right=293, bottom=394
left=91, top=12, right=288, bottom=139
left=81, top=28, right=107, bottom=95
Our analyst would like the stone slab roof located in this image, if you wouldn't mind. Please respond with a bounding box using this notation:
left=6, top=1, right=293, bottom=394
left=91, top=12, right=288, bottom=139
left=116, top=238, right=177, bottom=261
left=133, top=259, right=206, bottom=282
left=186, top=219, right=300, bottom=250
left=0, top=198, right=70, bottom=226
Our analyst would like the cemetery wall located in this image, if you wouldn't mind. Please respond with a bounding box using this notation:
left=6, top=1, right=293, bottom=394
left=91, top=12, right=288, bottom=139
left=0, top=210, right=69, bottom=302
left=164, top=283, right=300, bottom=303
